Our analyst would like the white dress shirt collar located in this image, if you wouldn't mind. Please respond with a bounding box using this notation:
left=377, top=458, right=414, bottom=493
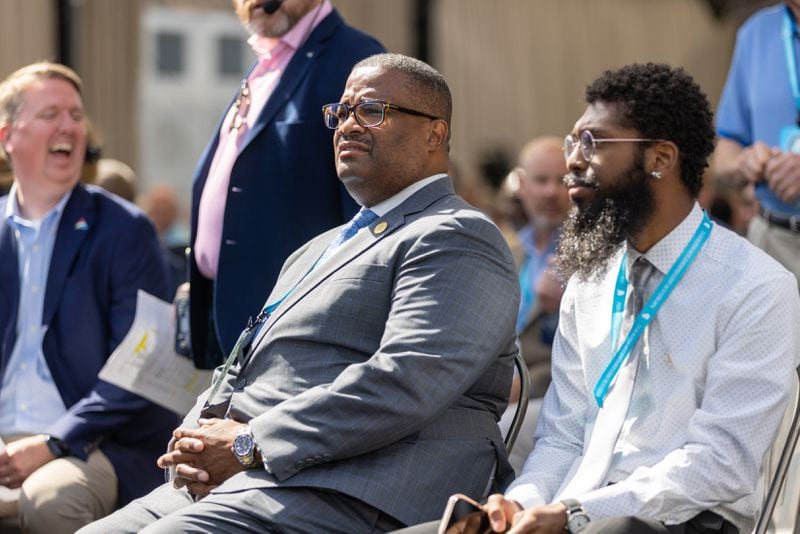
left=368, top=173, right=448, bottom=217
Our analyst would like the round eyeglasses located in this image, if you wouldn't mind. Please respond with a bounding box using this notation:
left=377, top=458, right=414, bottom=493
left=563, top=130, right=660, bottom=163
left=322, top=101, right=440, bottom=130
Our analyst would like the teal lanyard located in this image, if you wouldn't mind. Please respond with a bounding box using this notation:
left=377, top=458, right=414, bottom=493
left=783, top=8, right=800, bottom=119
left=203, top=255, right=322, bottom=406
left=593, top=212, right=713, bottom=407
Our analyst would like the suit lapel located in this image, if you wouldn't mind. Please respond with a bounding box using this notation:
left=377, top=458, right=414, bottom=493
left=42, top=185, right=94, bottom=327
left=240, top=10, right=343, bottom=151
left=247, top=178, right=456, bottom=353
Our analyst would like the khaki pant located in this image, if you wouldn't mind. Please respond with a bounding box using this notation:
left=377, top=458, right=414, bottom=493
left=0, top=435, right=117, bottom=534
left=748, top=214, right=800, bottom=287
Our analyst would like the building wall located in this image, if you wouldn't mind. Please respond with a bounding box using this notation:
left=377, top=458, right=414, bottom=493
left=0, top=0, right=761, bottom=199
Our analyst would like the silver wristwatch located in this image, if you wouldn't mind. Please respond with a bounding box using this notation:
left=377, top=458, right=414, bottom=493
left=561, top=498, right=591, bottom=533
left=232, top=426, right=258, bottom=468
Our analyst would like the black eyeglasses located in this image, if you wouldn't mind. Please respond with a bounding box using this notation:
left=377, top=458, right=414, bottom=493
left=322, top=101, right=440, bottom=129
left=564, top=130, right=660, bottom=163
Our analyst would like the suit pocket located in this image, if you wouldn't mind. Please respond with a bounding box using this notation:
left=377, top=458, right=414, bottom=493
left=326, top=263, right=388, bottom=283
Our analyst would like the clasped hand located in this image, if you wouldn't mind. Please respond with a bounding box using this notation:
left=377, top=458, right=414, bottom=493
left=736, top=142, right=800, bottom=203
left=157, top=417, right=249, bottom=498
left=0, top=435, right=55, bottom=489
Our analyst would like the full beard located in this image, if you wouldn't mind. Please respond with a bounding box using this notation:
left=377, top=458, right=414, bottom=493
left=555, top=153, right=655, bottom=282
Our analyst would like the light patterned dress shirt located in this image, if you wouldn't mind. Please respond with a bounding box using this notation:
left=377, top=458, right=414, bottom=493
left=506, top=203, right=800, bottom=532
left=0, top=184, right=70, bottom=434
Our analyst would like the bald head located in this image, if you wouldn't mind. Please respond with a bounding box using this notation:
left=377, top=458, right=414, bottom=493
left=516, top=135, right=570, bottom=232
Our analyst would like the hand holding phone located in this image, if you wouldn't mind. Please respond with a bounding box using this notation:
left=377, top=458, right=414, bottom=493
left=438, top=493, right=492, bottom=534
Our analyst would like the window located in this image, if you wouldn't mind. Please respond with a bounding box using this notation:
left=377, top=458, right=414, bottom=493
left=156, top=32, right=185, bottom=75
left=217, top=36, right=244, bottom=78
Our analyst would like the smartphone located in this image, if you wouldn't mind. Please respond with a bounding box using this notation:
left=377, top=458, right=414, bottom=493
left=174, top=294, right=191, bottom=357
left=438, top=493, right=491, bottom=534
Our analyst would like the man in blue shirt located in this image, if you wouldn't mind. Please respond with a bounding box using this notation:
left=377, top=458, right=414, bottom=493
left=0, top=62, right=176, bottom=532
left=714, top=1, right=800, bottom=283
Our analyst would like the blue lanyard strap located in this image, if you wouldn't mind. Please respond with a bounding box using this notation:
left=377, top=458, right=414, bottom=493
left=593, top=212, right=713, bottom=407
left=203, top=255, right=322, bottom=406
left=783, top=8, right=800, bottom=115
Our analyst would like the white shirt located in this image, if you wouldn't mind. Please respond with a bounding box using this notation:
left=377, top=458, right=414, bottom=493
left=506, top=203, right=800, bottom=532
left=369, top=173, right=448, bottom=217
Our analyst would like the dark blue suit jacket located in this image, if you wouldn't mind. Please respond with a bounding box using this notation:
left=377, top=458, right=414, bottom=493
left=189, top=10, right=384, bottom=368
left=0, top=184, right=179, bottom=505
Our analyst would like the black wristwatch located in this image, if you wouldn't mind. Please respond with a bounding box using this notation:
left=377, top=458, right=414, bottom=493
left=561, top=498, right=591, bottom=533
left=44, top=435, right=70, bottom=458
left=232, top=426, right=258, bottom=468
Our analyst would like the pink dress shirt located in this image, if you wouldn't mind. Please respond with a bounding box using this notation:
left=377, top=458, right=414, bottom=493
left=194, top=0, right=333, bottom=280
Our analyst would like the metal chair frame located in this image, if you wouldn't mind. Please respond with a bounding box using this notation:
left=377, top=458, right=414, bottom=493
left=504, top=352, right=531, bottom=454
left=754, top=365, right=800, bottom=534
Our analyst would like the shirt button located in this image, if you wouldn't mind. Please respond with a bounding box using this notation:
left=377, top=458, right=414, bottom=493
left=31, top=285, right=38, bottom=293
left=20, top=363, right=27, bottom=371
left=32, top=245, right=40, bottom=253
left=29, top=326, right=37, bottom=333
left=20, top=404, right=27, bottom=411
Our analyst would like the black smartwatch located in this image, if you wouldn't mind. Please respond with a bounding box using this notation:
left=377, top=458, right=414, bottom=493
left=44, top=435, right=70, bottom=458
left=561, top=498, right=591, bottom=533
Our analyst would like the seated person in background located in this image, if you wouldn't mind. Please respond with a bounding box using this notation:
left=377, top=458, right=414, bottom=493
left=706, top=169, right=758, bottom=236
left=0, top=62, right=177, bottom=532
left=93, top=158, right=137, bottom=203
left=80, top=53, right=520, bottom=534
left=401, top=63, right=800, bottom=534
left=500, top=136, right=570, bottom=473
left=140, top=184, right=189, bottom=295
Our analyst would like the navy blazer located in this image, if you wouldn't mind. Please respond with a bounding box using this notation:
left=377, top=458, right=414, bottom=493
left=189, top=10, right=384, bottom=368
left=0, top=184, right=179, bottom=505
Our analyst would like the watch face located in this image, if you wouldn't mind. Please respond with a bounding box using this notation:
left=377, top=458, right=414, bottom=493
left=569, top=514, right=591, bottom=532
left=233, top=433, right=253, bottom=457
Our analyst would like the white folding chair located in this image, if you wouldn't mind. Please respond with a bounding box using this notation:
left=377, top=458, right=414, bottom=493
left=754, top=365, right=800, bottom=534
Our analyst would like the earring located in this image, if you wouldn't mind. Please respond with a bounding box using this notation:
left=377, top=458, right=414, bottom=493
left=651, top=170, right=662, bottom=180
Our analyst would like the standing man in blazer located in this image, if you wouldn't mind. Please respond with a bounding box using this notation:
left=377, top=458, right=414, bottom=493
left=82, top=53, right=520, bottom=533
left=187, top=0, right=384, bottom=369
left=0, top=62, right=178, bottom=532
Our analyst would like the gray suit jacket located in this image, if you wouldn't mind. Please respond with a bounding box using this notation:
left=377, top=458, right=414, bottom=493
left=182, top=177, right=519, bottom=526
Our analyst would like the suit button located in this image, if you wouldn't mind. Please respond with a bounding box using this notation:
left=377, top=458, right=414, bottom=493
left=313, top=455, right=323, bottom=464
left=323, top=453, right=332, bottom=461
left=234, top=377, right=247, bottom=390
left=295, top=460, right=305, bottom=469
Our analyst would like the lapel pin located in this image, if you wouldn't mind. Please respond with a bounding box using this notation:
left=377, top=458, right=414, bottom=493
left=74, top=217, right=89, bottom=231
left=373, top=221, right=388, bottom=235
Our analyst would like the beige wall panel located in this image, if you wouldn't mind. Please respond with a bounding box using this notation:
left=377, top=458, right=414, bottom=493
left=334, top=0, right=414, bottom=55
left=0, top=0, right=56, bottom=79
left=72, top=0, right=142, bottom=173
left=434, top=0, right=739, bottom=179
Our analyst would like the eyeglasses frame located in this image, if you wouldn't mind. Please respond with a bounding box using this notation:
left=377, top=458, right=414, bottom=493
left=322, top=101, right=441, bottom=130
left=564, top=130, right=662, bottom=163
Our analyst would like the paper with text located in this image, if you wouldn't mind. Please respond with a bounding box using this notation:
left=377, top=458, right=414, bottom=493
left=99, top=290, right=212, bottom=416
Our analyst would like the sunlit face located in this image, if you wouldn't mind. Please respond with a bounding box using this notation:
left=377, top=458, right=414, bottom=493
left=233, top=0, right=320, bottom=37
left=556, top=102, right=656, bottom=280
left=0, top=77, right=87, bottom=195
left=517, top=144, right=570, bottom=230
left=333, top=66, right=436, bottom=207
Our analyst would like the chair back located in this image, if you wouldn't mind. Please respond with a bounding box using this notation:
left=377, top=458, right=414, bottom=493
left=504, top=352, right=531, bottom=454
left=754, top=365, right=800, bottom=534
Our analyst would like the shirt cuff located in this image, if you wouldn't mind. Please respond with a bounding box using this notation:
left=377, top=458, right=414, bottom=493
left=505, top=483, right=547, bottom=510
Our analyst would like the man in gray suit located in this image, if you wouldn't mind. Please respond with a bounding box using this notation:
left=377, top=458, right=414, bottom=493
left=80, top=53, right=519, bottom=533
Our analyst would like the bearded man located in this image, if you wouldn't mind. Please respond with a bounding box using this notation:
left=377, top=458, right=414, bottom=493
left=400, top=63, right=800, bottom=534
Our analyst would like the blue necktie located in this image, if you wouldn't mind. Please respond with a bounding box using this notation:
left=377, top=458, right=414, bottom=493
left=320, top=209, right=379, bottom=263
